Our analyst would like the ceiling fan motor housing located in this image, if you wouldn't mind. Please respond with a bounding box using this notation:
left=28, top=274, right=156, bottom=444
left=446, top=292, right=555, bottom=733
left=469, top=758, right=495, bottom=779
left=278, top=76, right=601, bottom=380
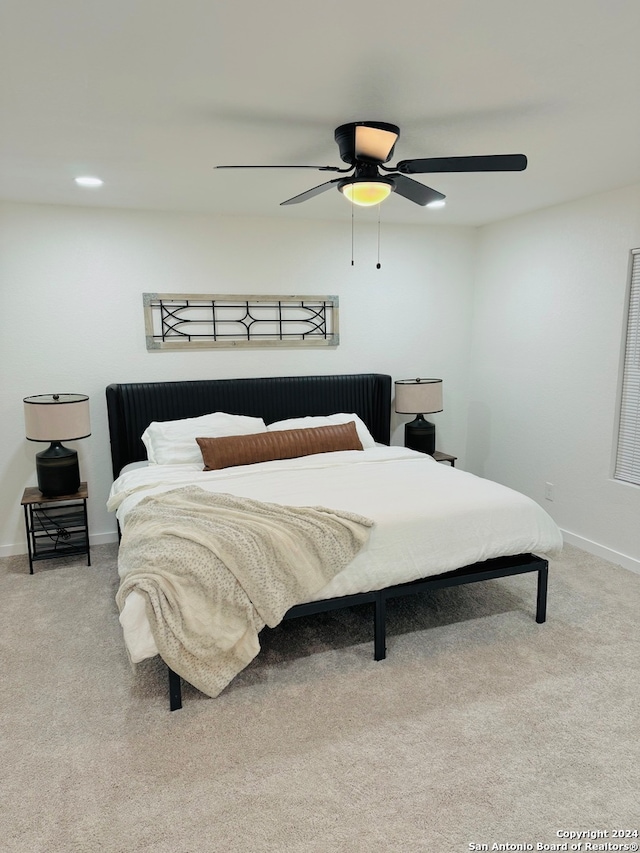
left=334, top=121, right=400, bottom=165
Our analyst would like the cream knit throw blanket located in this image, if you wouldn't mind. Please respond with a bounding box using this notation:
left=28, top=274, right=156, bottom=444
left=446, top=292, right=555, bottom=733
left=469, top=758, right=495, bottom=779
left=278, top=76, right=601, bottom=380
left=116, top=486, right=374, bottom=699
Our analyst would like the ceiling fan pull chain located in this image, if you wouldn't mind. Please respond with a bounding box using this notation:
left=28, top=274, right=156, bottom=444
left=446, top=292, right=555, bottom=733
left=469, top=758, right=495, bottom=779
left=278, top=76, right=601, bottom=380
left=376, top=206, right=382, bottom=269
left=351, top=202, right=355, bottom=266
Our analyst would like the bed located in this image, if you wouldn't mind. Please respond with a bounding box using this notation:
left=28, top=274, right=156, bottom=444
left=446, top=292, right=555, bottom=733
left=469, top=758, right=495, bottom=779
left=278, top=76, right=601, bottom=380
left=106, top=373, right=562, bottom=710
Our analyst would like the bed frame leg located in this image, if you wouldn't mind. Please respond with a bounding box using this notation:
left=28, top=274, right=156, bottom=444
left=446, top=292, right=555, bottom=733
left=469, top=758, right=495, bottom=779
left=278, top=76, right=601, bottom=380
left=374, top=593, right=386, bottom=661
left=168, top=667, right=182, bottom=711
left=536, top=564, right=548, bottom=624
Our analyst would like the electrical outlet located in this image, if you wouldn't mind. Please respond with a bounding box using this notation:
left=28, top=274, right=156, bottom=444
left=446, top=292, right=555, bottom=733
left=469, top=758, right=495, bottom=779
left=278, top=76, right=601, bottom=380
left=544, top=482, right=554, bottom=501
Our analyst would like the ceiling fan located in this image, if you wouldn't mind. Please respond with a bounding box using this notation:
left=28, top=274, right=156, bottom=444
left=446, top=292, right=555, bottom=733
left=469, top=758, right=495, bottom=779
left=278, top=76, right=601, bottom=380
left=215, top=120, right=527, bottom=208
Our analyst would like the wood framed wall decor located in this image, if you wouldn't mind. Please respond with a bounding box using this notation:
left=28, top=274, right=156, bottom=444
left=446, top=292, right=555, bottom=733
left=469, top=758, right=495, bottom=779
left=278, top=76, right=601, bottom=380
left=143, top=293, right=339, bottom=351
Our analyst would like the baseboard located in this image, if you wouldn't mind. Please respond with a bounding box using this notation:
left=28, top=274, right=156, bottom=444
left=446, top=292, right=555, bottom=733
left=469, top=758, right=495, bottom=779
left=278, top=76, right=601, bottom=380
left=0, top=529, right=119, bottom=560
left=89, top=530, right=120, bottom=547
left=560, top=528, right=640, bottom=575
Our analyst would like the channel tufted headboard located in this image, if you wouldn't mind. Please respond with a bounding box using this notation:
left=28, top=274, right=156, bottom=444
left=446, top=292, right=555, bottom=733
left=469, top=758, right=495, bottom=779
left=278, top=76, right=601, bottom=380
left=106, top=373, right=392, bottom=478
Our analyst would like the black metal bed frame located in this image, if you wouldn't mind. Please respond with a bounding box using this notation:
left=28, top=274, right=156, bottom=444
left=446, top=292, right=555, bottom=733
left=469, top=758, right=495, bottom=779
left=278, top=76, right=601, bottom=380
left=168, top=553, right=547, bottom=711
left=106, top=373, right=549, bottom=711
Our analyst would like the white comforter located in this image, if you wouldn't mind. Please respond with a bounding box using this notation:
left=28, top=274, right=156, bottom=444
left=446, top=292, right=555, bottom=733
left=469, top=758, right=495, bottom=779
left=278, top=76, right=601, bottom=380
left=108, top=446, right=563, bottom=663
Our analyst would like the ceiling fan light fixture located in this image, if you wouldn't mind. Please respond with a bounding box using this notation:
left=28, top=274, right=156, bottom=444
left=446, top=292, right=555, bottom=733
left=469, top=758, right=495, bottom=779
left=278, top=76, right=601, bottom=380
left=339, top=179, right=393, bottom=207
left=354, top=124, right=400, bottom=163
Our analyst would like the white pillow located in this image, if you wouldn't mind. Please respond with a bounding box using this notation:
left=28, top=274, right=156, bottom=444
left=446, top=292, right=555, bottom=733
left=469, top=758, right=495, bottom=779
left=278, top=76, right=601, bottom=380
left=267, top=413, right=376, bottom=449
left=142, top=412, right=268, bottom=465
left=120, top=460, right=149, bottom=475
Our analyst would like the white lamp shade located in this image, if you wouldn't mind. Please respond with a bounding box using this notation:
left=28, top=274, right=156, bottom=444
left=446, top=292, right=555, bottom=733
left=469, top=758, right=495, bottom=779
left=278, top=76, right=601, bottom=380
left=394, top=379, right=443, bottom=415
left=24, top=394, right=91, bottom=442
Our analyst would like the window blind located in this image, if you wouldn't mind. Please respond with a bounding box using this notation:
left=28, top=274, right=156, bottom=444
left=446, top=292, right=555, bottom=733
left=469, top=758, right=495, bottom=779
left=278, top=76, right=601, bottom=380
left=614, top=248, right=640, bottom=485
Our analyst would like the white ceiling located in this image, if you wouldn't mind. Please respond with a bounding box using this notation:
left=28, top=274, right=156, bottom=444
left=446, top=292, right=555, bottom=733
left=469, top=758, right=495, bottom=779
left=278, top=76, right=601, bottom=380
left=2, top=0, right=639, bottom=227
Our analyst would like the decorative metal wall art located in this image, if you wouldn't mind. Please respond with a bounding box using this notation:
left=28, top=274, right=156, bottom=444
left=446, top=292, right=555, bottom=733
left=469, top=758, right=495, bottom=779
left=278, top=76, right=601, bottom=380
left=143, top=293, right=339, bottom=351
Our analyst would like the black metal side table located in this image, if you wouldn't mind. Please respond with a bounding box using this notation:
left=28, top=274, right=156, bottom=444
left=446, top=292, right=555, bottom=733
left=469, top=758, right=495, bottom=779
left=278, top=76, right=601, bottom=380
left=432, top=451, right=457, bottom=467
left=21, top=483, right=90, bottom=574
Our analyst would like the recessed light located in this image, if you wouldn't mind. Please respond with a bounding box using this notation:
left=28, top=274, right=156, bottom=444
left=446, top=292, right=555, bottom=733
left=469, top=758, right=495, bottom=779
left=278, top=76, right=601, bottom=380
left=75, top=176, right=104, bottom=188
left=426, top=200, right=446, bottom=209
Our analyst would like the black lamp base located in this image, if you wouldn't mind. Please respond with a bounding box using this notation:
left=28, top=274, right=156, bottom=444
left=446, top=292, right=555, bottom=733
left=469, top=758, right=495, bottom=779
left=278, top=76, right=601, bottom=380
left=35, top=442, right=80, bottom=497
left=405, top=415, right=436, bottom=455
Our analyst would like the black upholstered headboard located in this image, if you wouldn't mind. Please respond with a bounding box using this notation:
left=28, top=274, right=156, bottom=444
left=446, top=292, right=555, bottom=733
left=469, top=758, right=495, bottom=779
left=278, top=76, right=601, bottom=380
left=106, top=373, right=392, bottom=478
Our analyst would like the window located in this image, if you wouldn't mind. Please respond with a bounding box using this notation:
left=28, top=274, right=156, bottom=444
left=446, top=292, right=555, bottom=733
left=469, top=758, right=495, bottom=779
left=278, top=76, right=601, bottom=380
left=614, top=249, right=640, bottom=485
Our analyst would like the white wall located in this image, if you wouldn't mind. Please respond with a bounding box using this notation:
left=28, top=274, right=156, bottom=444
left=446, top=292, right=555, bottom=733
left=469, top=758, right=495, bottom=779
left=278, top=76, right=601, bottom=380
left=0, top=201, right=476, bottom=555
left=468, top=183, right=640, bottom=568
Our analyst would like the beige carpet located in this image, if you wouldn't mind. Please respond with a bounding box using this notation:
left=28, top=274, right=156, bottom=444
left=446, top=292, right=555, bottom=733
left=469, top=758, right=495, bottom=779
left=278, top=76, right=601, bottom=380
left=1, top=542, right=638, bottom=853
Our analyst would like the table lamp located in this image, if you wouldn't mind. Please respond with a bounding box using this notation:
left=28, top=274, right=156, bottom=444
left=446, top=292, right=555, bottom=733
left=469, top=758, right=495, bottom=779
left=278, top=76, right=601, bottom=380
left=24, top=393, right=91, bottom=496
left=394, top=378, right=443, bottom=455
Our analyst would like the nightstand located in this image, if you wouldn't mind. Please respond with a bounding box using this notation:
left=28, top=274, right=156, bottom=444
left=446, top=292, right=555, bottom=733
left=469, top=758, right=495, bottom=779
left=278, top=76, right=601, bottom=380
left=432, top=451, right=457, bottom=467
left=21, top=483, right=90, bottom=574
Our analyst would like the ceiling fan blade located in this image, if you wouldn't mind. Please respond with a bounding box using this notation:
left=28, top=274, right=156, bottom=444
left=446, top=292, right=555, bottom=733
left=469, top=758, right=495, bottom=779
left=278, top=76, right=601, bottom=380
left=280, top=178, right=343, bottom=206
left=395, top=154, right=528, bottom=175
left=390, top=174, right=446, bottom=206
left=215, top=164, right=352, bottom=173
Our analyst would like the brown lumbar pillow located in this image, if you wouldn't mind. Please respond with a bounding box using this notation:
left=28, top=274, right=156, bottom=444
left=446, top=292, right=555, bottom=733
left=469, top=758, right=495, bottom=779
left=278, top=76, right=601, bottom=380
left=196, top=421, right=363, bottom=471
